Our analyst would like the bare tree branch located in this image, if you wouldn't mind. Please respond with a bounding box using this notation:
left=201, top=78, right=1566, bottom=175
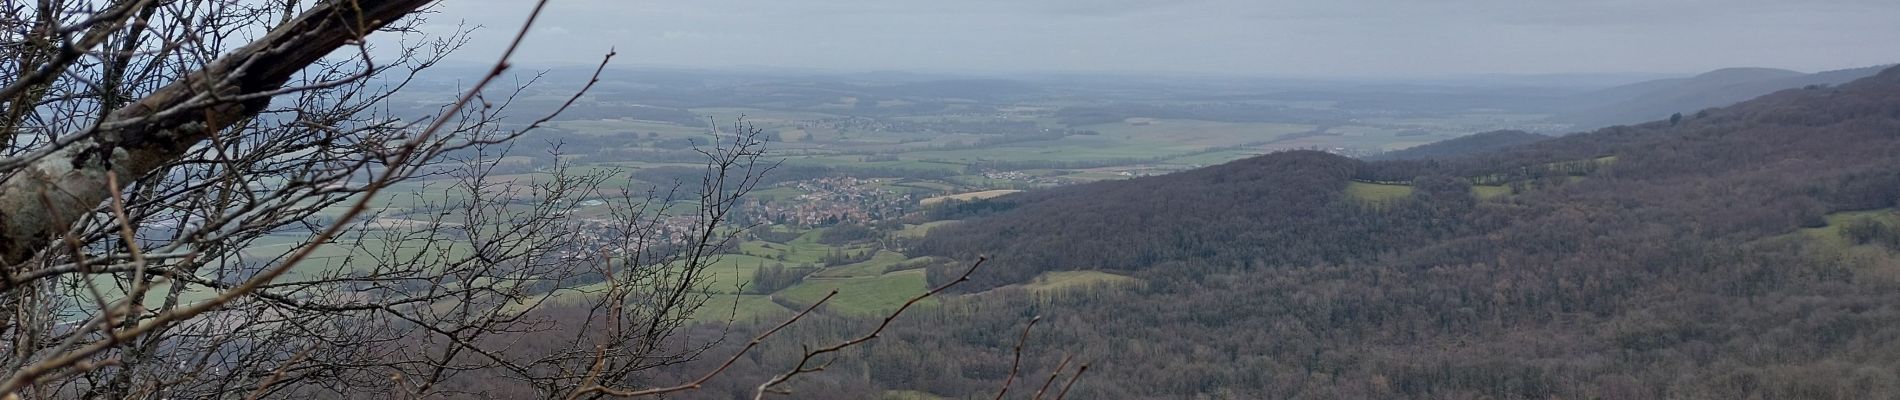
left=994, top=315, right=1042, bottom=400
left=0, top=0, right=434, bottom=266
left=752, top=257, right=989, bottom=398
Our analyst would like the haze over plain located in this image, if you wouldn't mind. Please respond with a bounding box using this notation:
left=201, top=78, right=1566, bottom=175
left=428, top=0, right=1900, bottom=77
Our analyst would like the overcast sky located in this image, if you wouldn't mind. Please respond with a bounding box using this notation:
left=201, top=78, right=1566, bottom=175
left=411, top=0, right=1900, bottom=78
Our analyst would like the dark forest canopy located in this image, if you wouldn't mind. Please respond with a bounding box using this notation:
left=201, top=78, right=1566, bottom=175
left=926, top=66, right=1900, bottom=288
left=825, top=66, right=1900, bottom=398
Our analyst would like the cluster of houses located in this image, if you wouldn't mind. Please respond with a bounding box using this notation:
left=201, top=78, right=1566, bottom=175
left=745, top=177, right=913, bottom=227
left=981, top=171, right=1031, bottom=180
left=551, top=214, right=706, bottom=261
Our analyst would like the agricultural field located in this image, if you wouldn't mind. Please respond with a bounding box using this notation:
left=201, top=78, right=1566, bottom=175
left=775, top=269, right=933, bottom=316
left=695, top=294, right=791, bottom=322
left=234, top=69, right=1571, bottom=325
left=1344, top=181, right=1415, bottom=203
left=693, top=254, right=784, bottom=294
left=1080, top=120, right=1312, bottom=147
left=919, top=190, right=1022, bottom=206
left=895, top=220, right=960, bottom=239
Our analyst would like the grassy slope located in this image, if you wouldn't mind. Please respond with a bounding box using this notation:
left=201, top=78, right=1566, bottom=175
left=776, top=269, right=931, bottom=316
left=896, top=221, right=959, bottom=239
left=694, top=294, right=792, bottom=322
left=1799, top=209, right=1900, bottom=249
left=809, top=250, right=919, bottom=278
left=693, top=254, right=782, bottom=294
left=1018, top=270, right=1144, bottom=293
left=1472, top=185, right=1512, bottom=200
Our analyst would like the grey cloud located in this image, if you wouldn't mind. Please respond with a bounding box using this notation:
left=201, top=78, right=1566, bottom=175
left=411, top=0, right=1900, bottom=77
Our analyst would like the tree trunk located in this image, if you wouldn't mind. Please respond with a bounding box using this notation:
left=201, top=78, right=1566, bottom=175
left=0, top=0, right=432, bottom=268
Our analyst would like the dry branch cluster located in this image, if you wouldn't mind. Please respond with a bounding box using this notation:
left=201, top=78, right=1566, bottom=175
left=0, top=0, right=1063, bottom=398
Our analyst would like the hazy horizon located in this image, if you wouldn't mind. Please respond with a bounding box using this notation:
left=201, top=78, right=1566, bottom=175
left=421, top=0, right=1900, bottom=79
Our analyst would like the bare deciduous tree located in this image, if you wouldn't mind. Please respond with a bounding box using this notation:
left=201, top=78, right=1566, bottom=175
left=0, top=2, right=1040, bottom=399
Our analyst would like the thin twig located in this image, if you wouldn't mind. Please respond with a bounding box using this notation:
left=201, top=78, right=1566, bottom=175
left=993, top=315, right=1042, bottom=400
left=753, top=257, right=988, bottom=399
left=565, top=290, right=841, bottom=399
left=1031, top=354, right=1075, bottom=400
left=1054, top=364, right=1089, bottom=400
left=0, top=0, right=558, bottom=393
left=242, top=346, right=315, bottom=400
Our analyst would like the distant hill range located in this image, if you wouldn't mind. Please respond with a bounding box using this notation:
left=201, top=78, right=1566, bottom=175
left=902, top=66, right=1900, bottom=398
left=1551, top=65, right=1890, bottom=129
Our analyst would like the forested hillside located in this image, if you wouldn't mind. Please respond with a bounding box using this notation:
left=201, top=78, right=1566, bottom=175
left=1551, top=65, right=1888, bottom=129
left=851, top=66, right=1900, bottom=398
